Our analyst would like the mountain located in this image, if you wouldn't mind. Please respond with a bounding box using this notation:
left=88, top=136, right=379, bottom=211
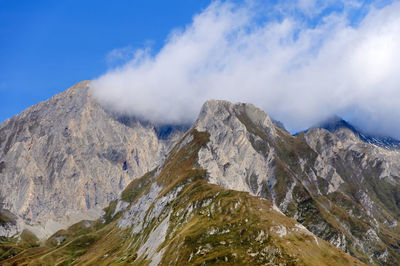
left=193, top=102, right=400, bottom=264
left=0, top=81, right=186, bottom=239
left=0, top=101, right=362, bottom=265
left=314, top=115, right=400, bottom=150
left=1, top=82, right=400, bottom=265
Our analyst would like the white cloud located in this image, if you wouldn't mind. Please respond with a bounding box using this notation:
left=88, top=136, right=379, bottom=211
left=106, top=46, right=136, bottom=64
left=91, top=0, right=400, bottom=138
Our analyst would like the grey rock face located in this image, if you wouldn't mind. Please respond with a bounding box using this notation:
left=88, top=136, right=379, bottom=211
left=196, top=100, right=277, bottom=196
left=1, top=86, right=399, bottom=264
left=116, top=178, right=184, bottom=265
left=314, top=115, right=400, bottom=150
left=0, top=81, right=185, bottom=238
left=194, top=99, right=400, bottom=265
left=0, top=209, right=18, bottom=237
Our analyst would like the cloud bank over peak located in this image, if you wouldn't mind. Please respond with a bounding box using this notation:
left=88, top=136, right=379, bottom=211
left=91, top=0, right=400, bottom=138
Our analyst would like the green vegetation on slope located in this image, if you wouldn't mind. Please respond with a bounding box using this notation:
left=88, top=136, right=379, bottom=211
left=0, top=129, right=364, bottom=265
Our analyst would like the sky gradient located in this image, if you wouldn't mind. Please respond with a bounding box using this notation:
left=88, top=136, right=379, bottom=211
left=0, top=0, right=212, bottom=122
left=1, top=0, right=400, bottom=138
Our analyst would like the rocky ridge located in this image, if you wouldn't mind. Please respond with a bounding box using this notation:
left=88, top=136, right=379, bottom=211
left=1, top=83, right=399, bottom=265
left=314, top=115, right=400, bottom=150
left=1, top=128, right=363, bottom=265
left=193, top=100, right=400, bottom=265
left=0, top=81, right=185, bottom=239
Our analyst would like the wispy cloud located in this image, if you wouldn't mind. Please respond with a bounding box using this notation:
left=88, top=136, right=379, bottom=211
left=105, top=41, right=155, bottom=68
left=106, top=46, right=136, bottom=64
left=91, top=0, right=400, bottom=138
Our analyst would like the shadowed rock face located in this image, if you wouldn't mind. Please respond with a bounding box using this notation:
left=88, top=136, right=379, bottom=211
left=0, top=81, right=186, bottom=238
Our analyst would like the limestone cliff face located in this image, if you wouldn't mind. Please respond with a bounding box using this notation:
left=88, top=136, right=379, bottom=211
left=1, top=127, right=363, bottom=266
left=195, top=100, right=277, bottom=195
left=194, top=100, right=400, bottom=265
left=1, top=89, right=400, bottom=264
left=0, top=81, right=185, bottom=238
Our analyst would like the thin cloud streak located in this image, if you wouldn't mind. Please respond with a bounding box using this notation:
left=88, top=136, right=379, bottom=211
left=91, top=0, right=400, bottom=138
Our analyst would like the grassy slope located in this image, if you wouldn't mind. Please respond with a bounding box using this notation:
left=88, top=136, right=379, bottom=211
left=1, top=129, right=364, bottom=265
left=235, top=108, right=400, bottom=264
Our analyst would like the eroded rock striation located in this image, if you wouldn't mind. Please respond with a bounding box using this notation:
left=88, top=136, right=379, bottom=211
left=1, top=128, right=362, bottom=265
left=194, top=100, right=400, bottom=265
left=1, top=85, right=399, bottom=265
left=0, top=81, right=185, bottom=238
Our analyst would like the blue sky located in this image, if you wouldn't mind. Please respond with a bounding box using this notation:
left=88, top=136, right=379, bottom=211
left=0, top=0, right=212, bottom=122
left=1, top=0, right=400, bottom=138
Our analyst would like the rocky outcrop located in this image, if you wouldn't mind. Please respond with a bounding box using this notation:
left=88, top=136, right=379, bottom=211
left=193, top=100, right=400, bottom=265
left=196, top=100, right=277, bottom=195
left=1, top=128, right=363, bottom=266
left=0, top=81, right=185, bottom=239
left=1, top=87, right=399, bottom=264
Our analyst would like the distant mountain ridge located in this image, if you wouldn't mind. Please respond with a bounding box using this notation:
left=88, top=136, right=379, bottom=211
left=312, top=115, right=400, bottom=150
left=1, top=82, right=400, bottom=265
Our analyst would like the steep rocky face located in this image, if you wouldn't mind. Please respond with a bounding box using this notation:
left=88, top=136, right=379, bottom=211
left=303, top=127, right=400, bottom=263
left=195, top=100, right=277, bottom=195
left=1, top=129, right=363, bottom=265
left=193, top=100, right=400, bottom=265
left=1, top=89, right=399, bottom=265
left=0, top=81, right=185, bottom=239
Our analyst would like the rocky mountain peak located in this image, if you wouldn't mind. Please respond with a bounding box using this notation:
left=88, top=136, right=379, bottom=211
left=314, top=115, right=355, bottom=131
left=308, top=115, right=360, bottom=142
left=192, top=101, right=400, bottom=264
left=0, top=81, right=186, bottom=239
left=312, top=115, right=400, bottom=150
left=195, top=99, right=279, bottom=138
left=193, top=100, right=286, bottom=197
left=1, top=110, right=362, bottom=265
left=1, top=86, right=400, bottom=264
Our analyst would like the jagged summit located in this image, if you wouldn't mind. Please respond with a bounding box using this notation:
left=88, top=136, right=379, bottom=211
left=1, top=96, right=363, bottom=265
left=313, top=115, right=358, bottom=132
left=196, top=99, right=285, bottom=136
left=1, top=83, right=400, bottom=264
left=0, top=81, right=187, bottom=239
left=192, top=102, right=400, bottom=264
left=312, top=115, right=400, bottom=150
